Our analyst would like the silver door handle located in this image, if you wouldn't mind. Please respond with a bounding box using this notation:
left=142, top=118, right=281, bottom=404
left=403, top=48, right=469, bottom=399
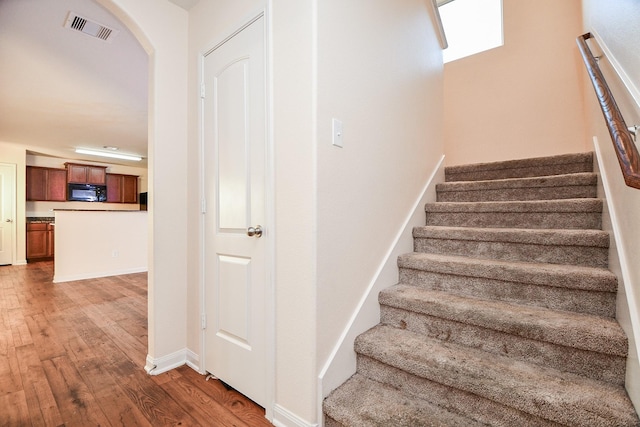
left=247, top=225, right=263, bottom=238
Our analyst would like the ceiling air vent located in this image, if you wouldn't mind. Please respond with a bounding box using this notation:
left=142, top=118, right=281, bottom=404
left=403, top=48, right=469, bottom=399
left=63, top=12, right=119, bottom=42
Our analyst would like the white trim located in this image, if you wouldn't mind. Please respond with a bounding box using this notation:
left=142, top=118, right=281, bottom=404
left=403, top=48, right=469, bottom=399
left=0, top=163, right=17, bottom=266
left=53, top=267, right=147, bottom=283
left=316, top=156, right=445, bottom=423
left=185, top=349, right=202, bottom=373
left=429, top=0, right=448, bottom=50
left=591, top=31, right=640, bottom=111
left=144, top=349, right=187, bottom=375
left=197, top=7, right=275, bottom=422
left=593, top=138, right=640, bottom=404
left=263, top=4, right=276, bottom=422
left=273, top=404, right=318, bottom=427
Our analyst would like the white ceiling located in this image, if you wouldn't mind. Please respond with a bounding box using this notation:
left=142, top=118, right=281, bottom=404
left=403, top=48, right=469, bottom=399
left=0, top=0, right=149, bottom=166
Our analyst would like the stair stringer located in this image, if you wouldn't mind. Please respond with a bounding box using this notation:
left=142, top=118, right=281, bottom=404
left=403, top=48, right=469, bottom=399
left=594, top=138, right=640, bottom=413
left=317, top=155, right=445, bottom=422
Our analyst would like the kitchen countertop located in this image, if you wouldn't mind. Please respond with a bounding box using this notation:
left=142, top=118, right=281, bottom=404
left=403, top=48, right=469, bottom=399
left=26, top=217, right=55, bottom=223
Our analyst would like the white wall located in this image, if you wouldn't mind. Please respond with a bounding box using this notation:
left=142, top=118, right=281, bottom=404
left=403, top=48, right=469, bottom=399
left=582, top=0, right=640, bottom=412
left=444, top=0, right=589, bottom=166
left=186, top=2, right=446, bottom=425
left=96, top=0, right=189, bottom=371
left=316, top=0, right=445, bottom=414
left=54, top=210, right=147, bottom=282
left=270, top=1, right=318, bottom=424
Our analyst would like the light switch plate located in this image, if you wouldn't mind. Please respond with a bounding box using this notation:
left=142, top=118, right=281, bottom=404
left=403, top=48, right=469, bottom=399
left=332, top=118, right=343, bottom=147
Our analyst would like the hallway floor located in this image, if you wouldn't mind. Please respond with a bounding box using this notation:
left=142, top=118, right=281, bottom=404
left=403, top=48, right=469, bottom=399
left=0, top=261, right=272, bottom=426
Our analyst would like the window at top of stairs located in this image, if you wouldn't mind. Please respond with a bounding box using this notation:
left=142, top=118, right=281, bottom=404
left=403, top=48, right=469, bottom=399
left=439, top=0, right=504, bottom=63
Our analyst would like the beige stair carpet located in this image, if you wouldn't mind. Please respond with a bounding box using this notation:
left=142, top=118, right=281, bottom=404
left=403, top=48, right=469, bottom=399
left=323, top=152, right=640, bottom=427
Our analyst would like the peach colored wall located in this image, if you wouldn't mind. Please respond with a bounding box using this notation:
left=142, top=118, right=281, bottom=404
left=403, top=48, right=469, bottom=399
left=444, top=0, right=588, bottom=166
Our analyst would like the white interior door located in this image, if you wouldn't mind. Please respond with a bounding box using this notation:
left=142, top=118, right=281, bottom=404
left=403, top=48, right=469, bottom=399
left=0, top=163, right=16, bottom=265
left=203, top=15, right=267, bottom=407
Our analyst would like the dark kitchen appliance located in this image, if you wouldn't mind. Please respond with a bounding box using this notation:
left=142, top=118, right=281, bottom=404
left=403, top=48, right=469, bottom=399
left=139, top=192, right=148, bottom=211
left=67, top=183, right=107, bottom=202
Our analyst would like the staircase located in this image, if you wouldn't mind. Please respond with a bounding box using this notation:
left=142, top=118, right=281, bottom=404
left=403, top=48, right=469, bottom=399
left=323, top=152, right=640, bottom=426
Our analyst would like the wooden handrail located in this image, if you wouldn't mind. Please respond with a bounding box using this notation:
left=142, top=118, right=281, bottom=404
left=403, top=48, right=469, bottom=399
left=577, top=33, right=640, bottom=189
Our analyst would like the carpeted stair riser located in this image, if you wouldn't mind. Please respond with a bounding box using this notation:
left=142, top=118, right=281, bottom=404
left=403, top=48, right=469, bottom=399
left=413, top=226, right=609, bottom=268
left=445, top=152, right=594, bottom=182
left=379, top=286, right=626, bottom=385
left=355, top=356, right=563, bottom=427
left=398, top=253, right=617, bottom=317
left=425, top=199, right=602, bottom=229
left=323, top=374, right=484, bottom=427
left=355, top=325, right=639, bottom=427
left=437, top=173, right=598, bottom=202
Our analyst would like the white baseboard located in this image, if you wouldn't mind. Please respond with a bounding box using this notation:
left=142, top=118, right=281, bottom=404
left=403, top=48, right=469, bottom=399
left=593, top=138, right=640, bottom=411
left=273, top=404, right=318, bottom=427
left=186, top=349, right=204, bottom=373
left=144, top=349, right=188, bottom=375
left=14, top=259, right=27, bottom=266
left=53, top=266, right=147, bottom=283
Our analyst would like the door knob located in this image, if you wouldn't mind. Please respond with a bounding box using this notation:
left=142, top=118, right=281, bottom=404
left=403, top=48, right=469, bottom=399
left=247, top=225, right=263, bottom=238
left=5, top=219, right=12, bottom=223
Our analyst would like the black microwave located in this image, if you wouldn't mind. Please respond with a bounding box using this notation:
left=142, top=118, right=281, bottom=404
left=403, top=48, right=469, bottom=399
left=68, top=183, right=107, bottom=202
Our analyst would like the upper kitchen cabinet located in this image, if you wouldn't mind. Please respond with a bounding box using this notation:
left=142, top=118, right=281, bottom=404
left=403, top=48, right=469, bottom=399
left=26, top=166, right=67, bottom=201
left=106, top=173, right=138, bottom=203
left=65, top=163, right=107, bottom=185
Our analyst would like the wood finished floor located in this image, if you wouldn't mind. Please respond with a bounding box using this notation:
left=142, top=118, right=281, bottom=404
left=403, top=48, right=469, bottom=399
left=0, top=261, right=273, bottom=426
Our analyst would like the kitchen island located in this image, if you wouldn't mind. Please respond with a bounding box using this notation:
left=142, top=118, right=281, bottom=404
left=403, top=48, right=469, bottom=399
left=53, top=210, right=148, bottom=283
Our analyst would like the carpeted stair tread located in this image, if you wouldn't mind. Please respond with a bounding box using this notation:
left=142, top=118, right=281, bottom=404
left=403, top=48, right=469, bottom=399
left=379, top=284, right=627, bottom=356
left=445, top=152, right=593, bottom=182
left=398, top=252, right=617, bottom=293
left=414, top=225, right=608, bottom=247
left=437, top=172, right=597, bottom=202
left=425, top=198, right=602, bottom=229
left=355, top=356, right=565, bottom=427
left=413, top=225, right=609, bottom=267
left=323, top=374, right=485, bottom=427
left=355, top=325, right=640, bottom=427
left=379, top=294, right=625, bottom=386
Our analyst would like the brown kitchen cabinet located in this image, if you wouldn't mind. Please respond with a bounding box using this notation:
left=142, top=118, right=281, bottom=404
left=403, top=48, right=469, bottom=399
left=65, top=163, right=107, bottom=185
left=26, top=222, right=55, bottom=261
left=26, top=166, right=67, bottom=201
left=106, top=173, right=138, bottom=203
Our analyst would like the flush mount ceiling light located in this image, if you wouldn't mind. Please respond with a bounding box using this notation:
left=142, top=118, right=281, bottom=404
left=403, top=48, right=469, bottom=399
left=75, top=148, right=142, bottom=161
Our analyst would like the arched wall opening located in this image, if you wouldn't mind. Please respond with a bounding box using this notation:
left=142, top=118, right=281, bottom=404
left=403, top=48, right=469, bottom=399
left=94, top=0, right=190, bottom=369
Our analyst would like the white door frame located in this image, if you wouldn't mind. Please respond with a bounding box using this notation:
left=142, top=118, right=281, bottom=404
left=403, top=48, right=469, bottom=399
left=197, top=8, right=275, bottom=421
left=0, top=163, right=17, bottom=265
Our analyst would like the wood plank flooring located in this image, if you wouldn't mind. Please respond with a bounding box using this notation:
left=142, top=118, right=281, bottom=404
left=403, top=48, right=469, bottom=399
left=0, top=261, right=273, bottom=426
